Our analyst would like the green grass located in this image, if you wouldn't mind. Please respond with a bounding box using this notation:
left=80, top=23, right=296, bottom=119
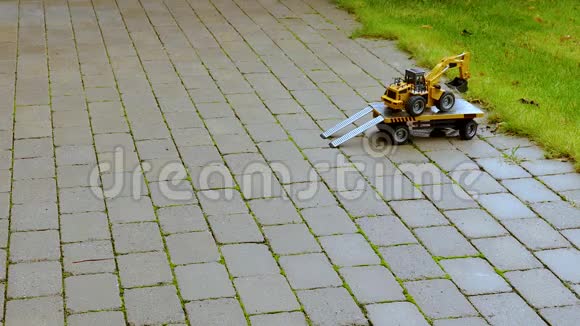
left=336, top=0, right=580, bottom=167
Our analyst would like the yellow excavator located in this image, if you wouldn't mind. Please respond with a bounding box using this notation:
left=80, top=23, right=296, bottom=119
left=382, top=52, right=471, bottom=116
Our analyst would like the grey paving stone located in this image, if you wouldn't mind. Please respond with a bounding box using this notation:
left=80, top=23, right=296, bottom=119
left=415, top=226, right=478, bottom=257
left=59, top=187, right=105, bottom=213
left=221, top=244, right=279, bottom=277
left=445, top=209, right=508, bottom=238
left=263, top=224, right=321, bottom=255
left=319, top=233, right=380, bottom=266
left=5, top=296, right=64, bottom=326
left=562, top=189, right=580, bottom=205
left=7, top=261, right=62, bottom=298
left=173, top=127, right=213, bottom=147
left=486, top=135, right=532, bottom=149
left=65, top=273, right=121, bottom=313
left=235, top=274, right=300, bottom=314
left=450, top=170, right=506, bottom=195
left=540, top=305, right=580, bottom=326
left=166, top=231, right=220, bottom=265
left=112, top=222, right=164, bottom=254
left=317, top=166, right=368, bottom=191
left=208, top=213, right=264, bottom=244
left=14, top=138, right=53, bottom=159
left=117, top=251, right=173, bottom=288
left=502, top=178, right=560, bottom=203
left=197, top=190, right=248, bottom=216
left=451, top=138, right=501, bottom=158
left=505, top=269, right=578, bottom=308
left=562, top=229, right=580, bottom=247
left=539, top=173, right=580, bottom=192
left=390, top=199, right=448, bottom=228
left=477, top=193, right=536, bottom=220
left=223, top=152, right=266, bottom=176
left=12, top=178, right=56, bottom=204
left=521, top=159, right=575, bottom=176
left=68, top=311, right=125, bottom=326
left=0, top=192, right=7, bottom=219
left=107, top=196, right=156, bottom=223
left=57, top=164, right=98, bottom=189
left=297, top=287, right=368, bottom=326
left=250, top=312, right=308, bottom=326
left=472, top=236, right=542, bottom=271
left=531, top=201, right=580, bottom=229
left=503, top=218, right=570, bottom=250
left=176, top=262, right=235, bottom=301
left=366, top=302, right=429, bottom=326
left=149, top=179, right=197, bottom=207
left=157, top=205, right=208, bottom=234
left=13, top=157, right=55, bottom=179
left=55, top=145, right=96, bottom=165
left=433, top=317, right=489, bottom=326
left=259, top=140, right=304, bottom=161
left=375, top=175, right=425, bottom=201
left=405, top=279, right=477, bottom=319
left=535, top=248, right=580, bottom=283
left=341, top=265, right=405, bottom=303
left=301, top=205, right=357, bottom=236
left=63, top=240, right=115, bottom=275
left=0, top=169, right=10, bottom=193
left=249, top=197, right=302, bottom=225
left=398, top=162, right=452, bottom=185
left=185, top=298, right=246, bottom=326
left=379, top=244, right=445, bottom=280
left=357, top=215, right=417, bottom=246
left=470, top=293, right=546, bottom=326
left=422, top=183, right=478, bottom=210
left=11, top=201, right=58, bottom=231
left=10, top=230, right=60, bottom=262
left=476, top=157, right=531, bottom=179
left=426, top=149, right=479, bottom=172
left=440, top=258, right=511, bottom=295
left=125, top=286, right=185, bottom=325
left=284, top=181, right=338, bottom=208
left=388, top=145, right=429, bottom=164
left=279, top=253, right=342, bottom=290
left=338, top=189, right=394, bottom=217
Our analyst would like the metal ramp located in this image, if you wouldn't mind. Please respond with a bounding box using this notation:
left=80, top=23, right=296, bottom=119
left=320, top=103, right=384, bottom=148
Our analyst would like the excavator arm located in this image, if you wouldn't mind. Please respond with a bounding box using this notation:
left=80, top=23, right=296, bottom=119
left=425, top=52, right=471, bottom=92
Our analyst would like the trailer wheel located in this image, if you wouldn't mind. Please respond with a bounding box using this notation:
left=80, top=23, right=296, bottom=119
left=406, top=96, right=426, bottom=117
left=458, top=119, right=478, bottom=140
left=436, top=92, right=455, bottom=112
left=385, top=124, right=410, bottom=145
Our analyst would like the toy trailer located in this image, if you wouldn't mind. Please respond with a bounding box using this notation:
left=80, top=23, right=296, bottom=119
left=321, top=99, right=484, bottom=148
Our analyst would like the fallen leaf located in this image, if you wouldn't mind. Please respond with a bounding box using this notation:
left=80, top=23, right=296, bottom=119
left=461, top=29, right=473, bottom=36
left=512, top=80, right=520, bottom=86
left=421, top=25, right=433, bottom=29
left=534, top=16, right=544, bottom=23
left=560, top=35, right=572, bottom=42
left=519, top=98, right=539, bottom=107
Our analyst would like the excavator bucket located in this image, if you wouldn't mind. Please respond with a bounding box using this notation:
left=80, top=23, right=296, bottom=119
left=447, top=77, right=468, bottom=93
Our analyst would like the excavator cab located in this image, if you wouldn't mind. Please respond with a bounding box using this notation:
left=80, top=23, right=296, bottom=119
left=404, top=68, right=427, bottom=93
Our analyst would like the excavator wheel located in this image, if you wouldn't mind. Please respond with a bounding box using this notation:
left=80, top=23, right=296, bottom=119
left=436, top=92, right=455, bottom=112
left=406, top=96, right=426, bottom=117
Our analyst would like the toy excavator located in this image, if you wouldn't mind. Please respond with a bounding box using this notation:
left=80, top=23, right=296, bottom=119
left=382, top=52, right=471, bottom=116
left=321, top=52, right=483, bottom=147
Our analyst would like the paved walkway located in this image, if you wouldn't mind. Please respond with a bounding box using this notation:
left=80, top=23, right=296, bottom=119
left=1, top=0, right=579, bottom=325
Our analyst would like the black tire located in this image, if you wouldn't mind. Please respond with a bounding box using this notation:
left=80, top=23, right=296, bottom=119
left=436, top=92, right=455, bottom=112
left=458, top=119, right=478, bottom=140
left=406, top=96, right=426, bottom=117
left=389, top=124, right=410, bottom=145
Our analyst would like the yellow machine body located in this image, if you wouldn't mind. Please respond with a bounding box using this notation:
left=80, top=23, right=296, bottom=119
left=381, top=52, right=471, bottom=115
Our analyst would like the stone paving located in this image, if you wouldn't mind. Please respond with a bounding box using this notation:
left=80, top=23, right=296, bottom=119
left=0, top=0, right=579, bottom=325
